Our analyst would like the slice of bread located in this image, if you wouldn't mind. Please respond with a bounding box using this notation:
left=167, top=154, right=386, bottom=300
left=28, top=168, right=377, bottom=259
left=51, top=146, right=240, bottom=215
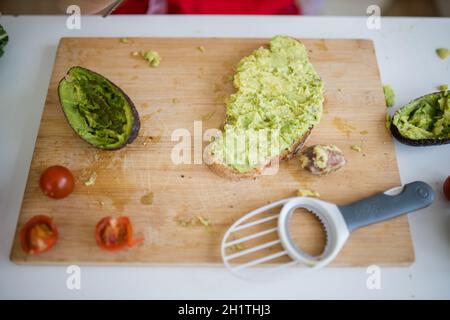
left=206, top=128, right=312, bottom=181
left=206, top=36, right=324, bottom=180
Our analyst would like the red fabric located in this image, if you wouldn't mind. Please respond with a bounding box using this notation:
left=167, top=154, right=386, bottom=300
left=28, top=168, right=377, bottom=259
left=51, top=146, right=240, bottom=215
left=167, top=0, right=299, bottom=15
left=113, top=0, right=300, bottom=15
left=113, top=0, right=149, bottom=14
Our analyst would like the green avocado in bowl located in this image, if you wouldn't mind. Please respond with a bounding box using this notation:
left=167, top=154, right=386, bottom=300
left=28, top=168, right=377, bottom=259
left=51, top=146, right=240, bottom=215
left=390, top=90, right=450, bottom=146
left=58, top=66, right=140, bottom=150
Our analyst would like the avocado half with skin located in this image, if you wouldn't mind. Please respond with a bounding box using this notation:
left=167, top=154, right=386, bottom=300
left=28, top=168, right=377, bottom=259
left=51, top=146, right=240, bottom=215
left=58, top=66, right=140, bottom=150
left=390, top=90, right=450, bottom=146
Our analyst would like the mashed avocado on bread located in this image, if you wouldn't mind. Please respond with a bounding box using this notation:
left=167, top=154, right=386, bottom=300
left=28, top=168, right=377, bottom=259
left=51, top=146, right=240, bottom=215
left=207, top=35, right=324, bottom=177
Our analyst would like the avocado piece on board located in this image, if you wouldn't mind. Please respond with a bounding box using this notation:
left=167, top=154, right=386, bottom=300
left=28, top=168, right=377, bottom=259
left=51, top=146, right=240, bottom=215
left=58, top=66, right=140, bottom=150
left=390, top=90, right=450, bottom=146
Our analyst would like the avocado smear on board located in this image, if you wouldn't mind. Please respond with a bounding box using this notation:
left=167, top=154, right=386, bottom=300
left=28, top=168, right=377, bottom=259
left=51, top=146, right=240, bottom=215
left=209, top=35, right=324, bottom=172
left=391, top=90, right=450, bottom=141
left=58, top=66, right=140, bottom=150
left=297, top=188, right=320, bottom=198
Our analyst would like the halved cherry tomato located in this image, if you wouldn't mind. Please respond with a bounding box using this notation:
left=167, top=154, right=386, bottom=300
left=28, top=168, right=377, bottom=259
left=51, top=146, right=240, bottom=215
left=95, top=216, right=143, bottom=251
left=444, top=176, right=450, bottom=201
left=20, top=215, right=58, bottom=255
left=39, top=165, right=74, bottom=199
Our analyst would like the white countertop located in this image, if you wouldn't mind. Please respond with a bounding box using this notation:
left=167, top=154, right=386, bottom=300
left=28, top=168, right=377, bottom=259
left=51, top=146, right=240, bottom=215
left=0, top=15, right=449, bottom=299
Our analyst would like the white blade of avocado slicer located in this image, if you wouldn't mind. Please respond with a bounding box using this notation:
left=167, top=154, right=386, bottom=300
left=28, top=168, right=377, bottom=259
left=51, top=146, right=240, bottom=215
left=220, top=197, right=341, bottom=281
left=221, top=181, right=435, bottom=281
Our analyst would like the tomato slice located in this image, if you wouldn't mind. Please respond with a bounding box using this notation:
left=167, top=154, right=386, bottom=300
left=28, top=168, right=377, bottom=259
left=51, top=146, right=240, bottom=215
left=95, top=216, right=143, bottom=251
left=39, top=165, right=74, bottom=199
left=20, top=215, right=58, bottom=255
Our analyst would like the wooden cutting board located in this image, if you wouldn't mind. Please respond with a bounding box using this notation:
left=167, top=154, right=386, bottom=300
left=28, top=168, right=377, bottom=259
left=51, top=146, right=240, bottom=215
left=10, top=37, right=414, bottom=266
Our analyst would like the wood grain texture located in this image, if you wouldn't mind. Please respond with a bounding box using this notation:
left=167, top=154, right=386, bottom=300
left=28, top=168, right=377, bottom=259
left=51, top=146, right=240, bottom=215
left=10, top=37, right=414, bottom=266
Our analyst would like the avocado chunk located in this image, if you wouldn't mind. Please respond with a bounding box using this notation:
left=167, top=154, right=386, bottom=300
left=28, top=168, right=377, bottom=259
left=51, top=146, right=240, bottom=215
left=208, top=35, right=324, bottom=172
left=391, top=90, right=450, bottom=146
left=58, top=66, right=140, bottom=150
left=383, top=85, right=395, bottom=108
left=436, top=48, right=449, bottom=60
left=142, top=50, right=161, bottom=67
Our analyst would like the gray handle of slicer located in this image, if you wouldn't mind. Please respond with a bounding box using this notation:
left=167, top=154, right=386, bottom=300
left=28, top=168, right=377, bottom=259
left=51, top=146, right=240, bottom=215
left=338, top=181, right=434, bottom=232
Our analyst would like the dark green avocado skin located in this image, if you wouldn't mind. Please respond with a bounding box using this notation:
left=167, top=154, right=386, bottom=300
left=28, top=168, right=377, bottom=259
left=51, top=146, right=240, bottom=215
left=390, top=123, right=450, bottom=146
left=58, top=66, right=140, bottom=150
left=390, top=91, right=450, bottom=147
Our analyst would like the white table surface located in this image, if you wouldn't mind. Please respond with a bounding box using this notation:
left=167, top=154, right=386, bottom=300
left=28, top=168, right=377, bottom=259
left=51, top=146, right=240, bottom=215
left=0, top=15, right=449, bottom=299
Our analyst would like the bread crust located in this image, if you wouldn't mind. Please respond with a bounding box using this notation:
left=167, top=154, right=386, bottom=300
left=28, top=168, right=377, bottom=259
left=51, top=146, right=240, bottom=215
left=206, top=128, right=312, bottom=181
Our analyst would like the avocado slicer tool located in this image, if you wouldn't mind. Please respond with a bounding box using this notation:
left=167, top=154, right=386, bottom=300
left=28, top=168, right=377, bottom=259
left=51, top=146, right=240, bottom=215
left=221, top=181, right=434, bottom=279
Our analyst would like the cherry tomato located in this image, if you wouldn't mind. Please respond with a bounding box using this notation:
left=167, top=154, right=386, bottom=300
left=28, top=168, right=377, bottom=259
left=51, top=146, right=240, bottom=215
left=20, top=215, right=58, bottom=255
left=95, top=216, right=143, bottom=251
left=444, top=176, right=450, bottom=201
left=39, top=165, right=74, bottom=199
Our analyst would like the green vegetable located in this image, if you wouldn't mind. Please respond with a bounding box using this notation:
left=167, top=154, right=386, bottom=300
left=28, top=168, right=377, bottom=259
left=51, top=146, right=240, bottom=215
left=383, top=85, right=395, bottom=108
left=385, top=113, right=391, bottom=131
left=0, top=24, right=8, bottom=58
left=58, top=66, right=140, bottom=150
left=436, top=48, right=449, bottom=60
left=438, top=84, right=448, bottom=91
left=209, top=35, right=324, bottom=172
left=391, top=90, right=450, bottom=145
left=142, top=50, right=161, bottom=67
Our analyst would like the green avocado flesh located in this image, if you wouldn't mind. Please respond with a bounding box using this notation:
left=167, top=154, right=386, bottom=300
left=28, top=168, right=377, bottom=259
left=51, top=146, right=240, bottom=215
left=383, top=85, right=395, bottom=108
left=392, top=90, right=450, bottom=140
left=209, top=35, right=324, bottom=173
left=58, top=67, right=136, bottom=149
